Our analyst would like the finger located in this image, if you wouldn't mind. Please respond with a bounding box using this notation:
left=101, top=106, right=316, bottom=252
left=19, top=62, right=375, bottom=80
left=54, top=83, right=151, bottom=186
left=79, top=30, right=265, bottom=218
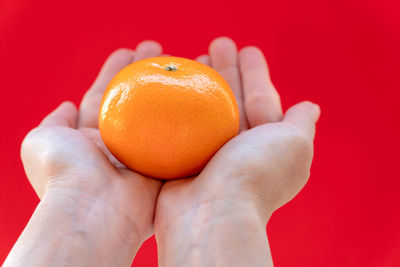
left=40, top=101, right=78, bottom=128
left=239, top=46, right=283, bottom=127
left=209, top=37, right=248, bottom=131
left=133, top=40, right=163, bottom=61
left=78, top=48, right=134, bottom=128
left=283, top=101, right=321, bottom=139
left=196, top=54, right=211, bottom=66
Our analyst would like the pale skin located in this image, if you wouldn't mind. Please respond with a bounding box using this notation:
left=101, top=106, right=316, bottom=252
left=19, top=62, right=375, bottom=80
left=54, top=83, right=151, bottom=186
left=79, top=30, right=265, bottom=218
left=4, top=37, right=320, bottom=267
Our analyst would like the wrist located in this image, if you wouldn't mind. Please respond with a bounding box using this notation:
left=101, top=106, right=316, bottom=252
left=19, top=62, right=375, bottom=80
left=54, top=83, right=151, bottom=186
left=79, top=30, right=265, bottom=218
left=4, top=184, right=144, bottom=267
left=155, top=197, right=272, bottom=267
left=46, top=180, right=148, bottom=242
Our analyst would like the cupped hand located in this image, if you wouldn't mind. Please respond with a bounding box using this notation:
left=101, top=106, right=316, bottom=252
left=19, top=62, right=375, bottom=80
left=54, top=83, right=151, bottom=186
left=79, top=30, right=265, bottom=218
left=19, top=41, right=164, bottom=266
left=154, top=37, right=320, bottom=266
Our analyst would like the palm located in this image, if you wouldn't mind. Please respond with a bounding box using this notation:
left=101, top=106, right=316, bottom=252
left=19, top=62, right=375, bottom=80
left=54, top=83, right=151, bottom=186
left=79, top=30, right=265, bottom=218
left=22, top=42, right=165, bottom=240
left=60, top=126, right=161, bottom=237
left=155, top=37, right=303, bottom=226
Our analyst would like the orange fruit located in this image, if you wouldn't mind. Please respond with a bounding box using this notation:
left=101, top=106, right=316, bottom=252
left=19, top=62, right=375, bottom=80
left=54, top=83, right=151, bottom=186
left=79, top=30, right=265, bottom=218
left=98, top=56, right=239, bottom=179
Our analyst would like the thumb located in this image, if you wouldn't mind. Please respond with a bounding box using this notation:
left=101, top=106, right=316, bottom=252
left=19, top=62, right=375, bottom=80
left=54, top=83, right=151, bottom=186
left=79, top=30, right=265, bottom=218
left=283, top=101, right=321, bottom=140
left=40, top=101, right=78, bottom=128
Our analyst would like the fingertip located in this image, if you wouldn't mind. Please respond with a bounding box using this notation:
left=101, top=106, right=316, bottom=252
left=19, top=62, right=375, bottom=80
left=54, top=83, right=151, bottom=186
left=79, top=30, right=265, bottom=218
left=110, top=48, right=135, bottom=57
left=53, top=101, right=78, bottom=120
left=106, top=48, right=135, bottom=65
left=196, top=54, right=211, bottom=66
left=60, top=101, right=78, bottom=112
left=97, top=48, right=134, bottom=79
left=210, top=36, right=237, bottom=52
left=210, top=36, right=235, bottom=44
left=283, top=101, right=321, bottom=140
left=40, top=101, right=78, bottom=128
left=239, top=46, right=264, bottom=58
left=134, top=40, right=163, bottom=62
left=136, top=40, right=163, bottom=54
left=208, top=36, right=239, bottom=71
left=300, top=101, right=321, bottom=123
left=239, top=46, right=268, bottom=68
left=313, top=103, right=321, bottom=122
left=239, top=46, right=268, bottom=69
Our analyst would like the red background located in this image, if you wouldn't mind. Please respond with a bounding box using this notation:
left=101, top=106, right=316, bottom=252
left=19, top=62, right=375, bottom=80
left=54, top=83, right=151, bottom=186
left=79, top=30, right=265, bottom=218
left=1, top=0, right=399, bottom=266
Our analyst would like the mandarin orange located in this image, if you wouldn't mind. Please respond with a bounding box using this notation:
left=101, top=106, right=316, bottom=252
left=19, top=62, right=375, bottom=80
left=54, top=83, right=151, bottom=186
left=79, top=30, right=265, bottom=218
left=98, top=56, right=239, bottom=179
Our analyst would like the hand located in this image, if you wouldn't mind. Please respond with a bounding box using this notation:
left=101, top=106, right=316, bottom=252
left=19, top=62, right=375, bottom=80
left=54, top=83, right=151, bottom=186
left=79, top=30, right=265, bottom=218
left=154, top=37, right=320, bottom=266
left=5, top=41, right=164, bottom=267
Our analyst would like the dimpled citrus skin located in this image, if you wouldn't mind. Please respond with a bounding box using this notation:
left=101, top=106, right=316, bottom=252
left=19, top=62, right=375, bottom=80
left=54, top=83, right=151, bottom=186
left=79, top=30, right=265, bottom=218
left=98, top=56, right=239, bottom=179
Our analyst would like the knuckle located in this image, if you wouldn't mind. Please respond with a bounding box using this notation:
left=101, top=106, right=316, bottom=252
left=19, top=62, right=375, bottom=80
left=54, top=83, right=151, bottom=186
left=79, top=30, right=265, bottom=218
left=21, top=127, right=63, bottom=168
left=21, top=127, right=43, bottom=159
left=286, top=127, right=313, bottom=155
